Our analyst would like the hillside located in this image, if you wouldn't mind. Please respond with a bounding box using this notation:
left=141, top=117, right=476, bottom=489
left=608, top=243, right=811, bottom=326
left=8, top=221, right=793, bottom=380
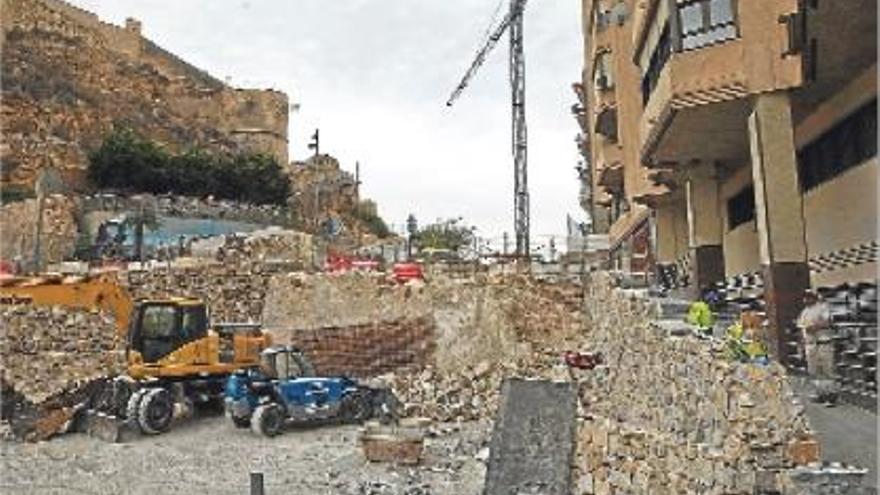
left=0, top=0, right=288, bottom=191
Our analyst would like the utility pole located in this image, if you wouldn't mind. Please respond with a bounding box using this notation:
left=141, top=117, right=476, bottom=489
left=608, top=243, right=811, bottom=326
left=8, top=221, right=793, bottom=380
left=308, top=129, right=320, bottom=156
left=355, top=161, right=361, bottom=200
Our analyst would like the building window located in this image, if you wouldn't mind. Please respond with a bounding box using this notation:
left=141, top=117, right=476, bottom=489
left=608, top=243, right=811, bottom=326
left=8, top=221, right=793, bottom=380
left=641, top=22, right=672, bottom=106
left=798, top=99, right=878, bottom=192
left=678, top=0, right=738, bottom=50
left=593, top=50, right=615, bottom=91
left=727, top=185, right=755, bottom=230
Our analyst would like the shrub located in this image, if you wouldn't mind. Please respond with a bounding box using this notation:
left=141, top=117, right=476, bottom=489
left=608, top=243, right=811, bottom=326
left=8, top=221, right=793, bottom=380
left=0, top=183, right=36, bottom=205
left=88, top=129, right=291, bottom=205
left=353, top=207, right=391, bottom=239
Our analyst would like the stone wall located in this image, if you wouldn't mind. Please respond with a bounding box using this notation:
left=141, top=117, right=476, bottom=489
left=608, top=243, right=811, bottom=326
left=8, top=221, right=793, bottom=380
left=0, top=194, right=77, bottom=264
left=575, top=276, right=817, bottom=494
left=1, top=0, right=289, bottom=190
left=122, top=261, right=281, bottom=323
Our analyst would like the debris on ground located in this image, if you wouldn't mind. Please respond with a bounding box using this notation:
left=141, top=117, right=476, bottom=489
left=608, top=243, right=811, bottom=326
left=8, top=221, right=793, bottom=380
left=360, top=420, right=426, bottom=465
left=190, top=227, right=313, bottom=266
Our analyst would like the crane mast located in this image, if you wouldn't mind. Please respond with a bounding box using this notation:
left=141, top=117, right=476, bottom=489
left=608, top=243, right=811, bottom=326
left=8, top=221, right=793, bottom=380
left=446, top=0, right=530, bottom=259
left=508, top=0, right=529, bottom=258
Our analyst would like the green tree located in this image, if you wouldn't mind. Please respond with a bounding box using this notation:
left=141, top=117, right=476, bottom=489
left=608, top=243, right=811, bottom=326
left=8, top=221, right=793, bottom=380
left=354, top=206, right=391, bottom=239
left=88, top=128, right=169, bottom=192
left=413, top=217, right=475, bottom=254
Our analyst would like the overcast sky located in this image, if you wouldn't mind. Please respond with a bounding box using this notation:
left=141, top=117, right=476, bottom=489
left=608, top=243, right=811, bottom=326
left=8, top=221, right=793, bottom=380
left=70, top=0, right=586, bottom=249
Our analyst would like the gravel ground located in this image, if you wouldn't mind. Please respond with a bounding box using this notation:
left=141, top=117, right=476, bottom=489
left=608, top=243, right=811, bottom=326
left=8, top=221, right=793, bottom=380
left=0, top=416, right=491, bottom=495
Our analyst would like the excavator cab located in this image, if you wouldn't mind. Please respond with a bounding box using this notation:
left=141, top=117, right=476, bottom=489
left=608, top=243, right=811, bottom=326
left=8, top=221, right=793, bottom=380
left=128, top=299, right=208, bottom=363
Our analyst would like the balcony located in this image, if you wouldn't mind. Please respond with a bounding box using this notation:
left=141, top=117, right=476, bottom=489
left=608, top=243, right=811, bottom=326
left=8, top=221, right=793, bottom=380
left=594, top=105, right=619, bottom=142
left=597, top=162, right=624, bottom=193
left=634, top=0, right=805, bottom=165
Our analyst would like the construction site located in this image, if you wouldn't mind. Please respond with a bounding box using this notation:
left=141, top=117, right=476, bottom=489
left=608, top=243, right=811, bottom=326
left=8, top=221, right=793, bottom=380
left=0, top=0, right=877, bottom=494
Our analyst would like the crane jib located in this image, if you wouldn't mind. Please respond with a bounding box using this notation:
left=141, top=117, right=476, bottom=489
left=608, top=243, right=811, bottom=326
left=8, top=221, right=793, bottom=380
left=445, top=0, right=531, bottom=258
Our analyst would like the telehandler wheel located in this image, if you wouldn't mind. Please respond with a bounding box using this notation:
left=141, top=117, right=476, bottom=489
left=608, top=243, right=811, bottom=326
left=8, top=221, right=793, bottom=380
left=251, top=403, right=284, bottom=437
left=137, top=388, right=174, bottom=435
left=340, top=390, right=372, bottom=424
left=229, top=414, right=251, bottom=428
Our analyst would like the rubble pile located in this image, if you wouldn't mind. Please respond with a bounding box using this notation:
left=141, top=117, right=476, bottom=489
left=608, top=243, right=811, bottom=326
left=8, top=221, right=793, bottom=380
left=573, top=274, right=817, bottom=494
left=0, top=304, right=124, bottom=441
left=378, top=275, right=583, bottom=421
left=123, top=261, right=283, bottom=323
left=387, top=349, right=567, bottom=422
left=215, top=228, right=313, bottom=266
left=0, top=194, right=78, bottom=265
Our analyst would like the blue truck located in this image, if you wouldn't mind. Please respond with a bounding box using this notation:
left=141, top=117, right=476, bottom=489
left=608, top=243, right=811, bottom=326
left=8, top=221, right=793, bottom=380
left=224, top=346, right=399, bottom=436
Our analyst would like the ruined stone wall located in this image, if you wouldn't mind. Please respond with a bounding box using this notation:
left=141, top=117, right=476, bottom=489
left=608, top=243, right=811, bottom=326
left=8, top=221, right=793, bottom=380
left=1, top=0, right=290, bottom=190
left=0, top=195, right=77, bottom=264
left=263, top=272, right=431, bottom=331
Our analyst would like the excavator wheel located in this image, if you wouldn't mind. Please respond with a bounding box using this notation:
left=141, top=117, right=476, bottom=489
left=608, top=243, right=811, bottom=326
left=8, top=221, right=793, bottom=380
left=125, top=388, right=150, bottom=425
left=137, top=388, right=174, bottom=435
left=251, top=403, right=284, bottom=437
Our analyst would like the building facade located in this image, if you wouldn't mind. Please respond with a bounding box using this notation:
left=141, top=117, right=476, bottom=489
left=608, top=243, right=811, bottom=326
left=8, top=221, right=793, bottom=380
left=579, top=0, right=877, bottom=357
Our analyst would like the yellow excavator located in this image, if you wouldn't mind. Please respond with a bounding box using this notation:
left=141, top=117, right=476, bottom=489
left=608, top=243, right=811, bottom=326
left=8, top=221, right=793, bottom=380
left=0, top=271, right=273, bottom=436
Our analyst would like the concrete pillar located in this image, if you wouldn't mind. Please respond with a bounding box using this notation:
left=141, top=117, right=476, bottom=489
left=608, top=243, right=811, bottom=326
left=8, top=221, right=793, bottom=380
left=685, top=162, right=725, bottom=294
left=592, top=204, right=612, bottom=234
left=655, top=203, right=678, bottom=263
left=748, top=92, right=810, bottom=362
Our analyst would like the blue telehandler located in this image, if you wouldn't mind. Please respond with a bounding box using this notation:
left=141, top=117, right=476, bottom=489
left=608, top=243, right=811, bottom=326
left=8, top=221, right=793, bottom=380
left=224, top=346, right=400, bottom=436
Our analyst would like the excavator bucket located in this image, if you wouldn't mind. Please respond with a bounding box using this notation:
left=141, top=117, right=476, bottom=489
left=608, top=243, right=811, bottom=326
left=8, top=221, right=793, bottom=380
left=79, top=409, right=132, bottom=443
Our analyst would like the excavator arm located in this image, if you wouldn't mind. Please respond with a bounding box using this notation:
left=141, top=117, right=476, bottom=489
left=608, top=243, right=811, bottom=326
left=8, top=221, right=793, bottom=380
left=0, top=272, right=133, bottom=338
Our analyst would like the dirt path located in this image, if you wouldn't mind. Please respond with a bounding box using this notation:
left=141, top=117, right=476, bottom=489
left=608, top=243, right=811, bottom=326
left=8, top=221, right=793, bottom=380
left=0, top=417, right=490, bottom=495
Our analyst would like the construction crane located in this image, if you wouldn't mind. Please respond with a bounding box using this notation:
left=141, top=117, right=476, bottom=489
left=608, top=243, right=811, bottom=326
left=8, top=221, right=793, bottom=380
left=447, top=0, right=530, bottom=258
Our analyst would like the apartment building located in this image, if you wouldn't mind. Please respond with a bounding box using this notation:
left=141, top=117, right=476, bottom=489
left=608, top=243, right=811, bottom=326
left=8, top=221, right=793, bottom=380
left=579, top=0, right=877, bottom=357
